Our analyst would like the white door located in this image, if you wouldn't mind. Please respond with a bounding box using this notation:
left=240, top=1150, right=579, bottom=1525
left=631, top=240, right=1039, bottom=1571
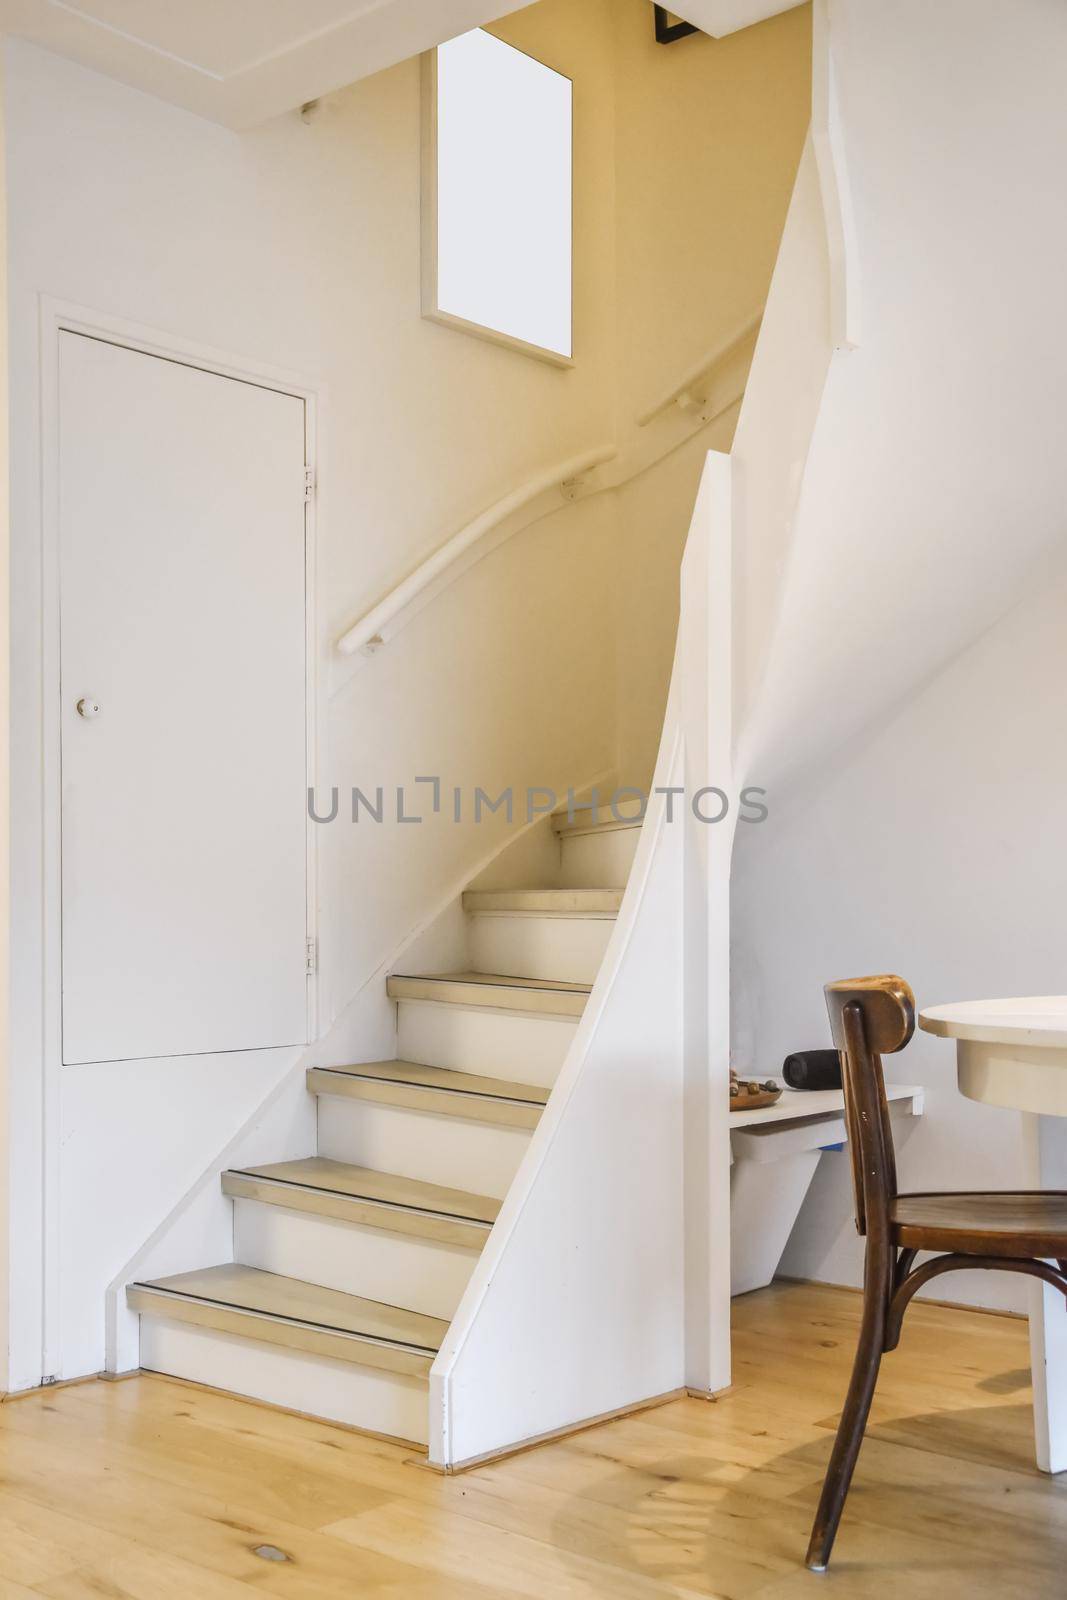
left=59, top=332, right=311, bottom=1064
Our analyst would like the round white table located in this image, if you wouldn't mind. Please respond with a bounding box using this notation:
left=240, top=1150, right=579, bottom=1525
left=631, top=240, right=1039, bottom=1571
left=920, top=996, right=1067, bottom=1474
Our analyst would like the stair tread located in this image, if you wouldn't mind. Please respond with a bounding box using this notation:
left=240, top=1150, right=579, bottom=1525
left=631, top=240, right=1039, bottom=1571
left=392, top=970, right=590, bottom=994
left=463, top=888, right=622, bottom=915
left=131, top=1263, right=447, bottom=1353
left=311, top=1060, right=549, bottom=1105
left=386, top=971, right=590, bottom=1019
left=230, top=1156, right=501, bottom=1225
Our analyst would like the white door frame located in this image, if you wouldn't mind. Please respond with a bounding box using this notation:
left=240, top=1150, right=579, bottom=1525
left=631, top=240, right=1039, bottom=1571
left=36, top=296, right=324, bottom=1378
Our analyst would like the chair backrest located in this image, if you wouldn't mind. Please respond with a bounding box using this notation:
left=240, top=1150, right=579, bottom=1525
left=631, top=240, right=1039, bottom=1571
left=824, top=975, right=916, bottom=1237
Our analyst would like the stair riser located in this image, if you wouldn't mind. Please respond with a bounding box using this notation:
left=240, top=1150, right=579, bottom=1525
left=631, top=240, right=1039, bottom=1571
left=558, top=828, right=639, bottom=889
left=317, top=1095, right=533, bottom=1198
left=468, top=914, right=613, bottom=984
left=396, top=999, right=576, bottom=1088
left=140, top=1316, right=429, bottom=1445
left=463, top=891, right=622, bottom=915
left=234, top=1200, right=483, bottom=1321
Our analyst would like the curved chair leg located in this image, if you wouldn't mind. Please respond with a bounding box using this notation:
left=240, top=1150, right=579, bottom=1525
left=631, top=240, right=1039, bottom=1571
left=805, top=1266, right=887, bottom=1571
left=893, top=1247, right=918, bottom=1292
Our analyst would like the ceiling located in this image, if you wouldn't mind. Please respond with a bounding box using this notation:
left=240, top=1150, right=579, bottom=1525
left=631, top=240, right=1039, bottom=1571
left=0, top=0, right=531, bottom=127
left=669, top=0, right=805, bottom=38
left=0, top=0, right=804, bottom=128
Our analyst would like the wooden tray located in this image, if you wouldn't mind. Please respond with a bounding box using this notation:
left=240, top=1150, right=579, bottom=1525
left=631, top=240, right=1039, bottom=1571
left=729, top=1085, right=783, bottom=1113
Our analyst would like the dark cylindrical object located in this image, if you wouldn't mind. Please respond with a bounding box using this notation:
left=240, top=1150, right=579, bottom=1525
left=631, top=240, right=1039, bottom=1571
left=783, top=1049, right=842, bottom=1091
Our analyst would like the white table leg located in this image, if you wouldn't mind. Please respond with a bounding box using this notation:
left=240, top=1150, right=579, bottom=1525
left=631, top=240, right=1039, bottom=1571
left=1022, top=1112, right=1067, bottom=1473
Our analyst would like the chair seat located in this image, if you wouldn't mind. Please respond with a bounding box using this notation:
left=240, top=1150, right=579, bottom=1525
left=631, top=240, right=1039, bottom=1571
left=891, top=1191, right=1067, bottom=1257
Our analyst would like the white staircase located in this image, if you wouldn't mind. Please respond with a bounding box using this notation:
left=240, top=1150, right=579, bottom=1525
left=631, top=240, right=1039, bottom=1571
left=127, top=807, right=641, bottom=1447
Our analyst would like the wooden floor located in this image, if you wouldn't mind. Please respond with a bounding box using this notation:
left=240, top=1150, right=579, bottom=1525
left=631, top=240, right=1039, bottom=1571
left=2, top=1281, right=1066, bottom=1598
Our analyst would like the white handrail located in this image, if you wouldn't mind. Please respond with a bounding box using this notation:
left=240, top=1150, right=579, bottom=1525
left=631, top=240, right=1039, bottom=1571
left=335, top=310, right=764, bottom=662
left=636, top=307, right=764, bottom=427
left=336, top=444, right=616, bottom=657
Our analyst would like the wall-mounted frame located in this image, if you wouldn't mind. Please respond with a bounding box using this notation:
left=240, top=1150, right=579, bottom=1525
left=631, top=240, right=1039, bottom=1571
left=421, top=28, right=574, bottom=368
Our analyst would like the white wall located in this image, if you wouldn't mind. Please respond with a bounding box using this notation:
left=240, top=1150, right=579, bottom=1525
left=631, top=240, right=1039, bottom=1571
left=727, top=0, right=1067, bottom=1315
left=3, top=0, right=811, bottom=1386
left=740, top=0, right=1067, bottom=796
left=0, top=54, right=9, bottom=1393
left=735, top=557, right=1067, bottom=1313
left=3, top=6, right=619, bottom=1386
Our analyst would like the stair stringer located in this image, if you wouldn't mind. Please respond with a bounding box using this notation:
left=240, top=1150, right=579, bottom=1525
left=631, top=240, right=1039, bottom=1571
left=730, top=131, right=835, bottom=783
left=103, top=766, right=613, bottom=1378
left=731, top=0, right=853, bottom=785
left=429, top=452, right=734, bottom=1468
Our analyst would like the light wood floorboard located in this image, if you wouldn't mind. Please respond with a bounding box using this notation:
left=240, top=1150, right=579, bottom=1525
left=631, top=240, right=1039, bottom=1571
left=3, top=1281, right=1067, bottom=1596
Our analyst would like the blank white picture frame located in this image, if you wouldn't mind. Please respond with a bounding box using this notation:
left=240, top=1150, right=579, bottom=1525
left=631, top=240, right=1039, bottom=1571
left=423, top=28, right=573, bottom=364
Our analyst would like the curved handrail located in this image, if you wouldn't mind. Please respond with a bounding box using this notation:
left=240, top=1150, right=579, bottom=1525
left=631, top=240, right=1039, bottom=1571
left=635, top=307, right=764, bottom=427
left=335, top=307, right=764, bottom=662
left=812, top=0, right=860, bottom=350
left=336, top=444, right=616, bottom=657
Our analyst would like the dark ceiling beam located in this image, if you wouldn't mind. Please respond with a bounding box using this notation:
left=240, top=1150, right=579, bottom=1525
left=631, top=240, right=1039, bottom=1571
left=653, top=5, right=701, bottom=43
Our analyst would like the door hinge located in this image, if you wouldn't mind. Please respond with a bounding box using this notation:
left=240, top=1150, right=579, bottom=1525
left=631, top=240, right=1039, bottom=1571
left=305, top=937, right=317, bottom=975
left=304, top=466, right=316, bottom=501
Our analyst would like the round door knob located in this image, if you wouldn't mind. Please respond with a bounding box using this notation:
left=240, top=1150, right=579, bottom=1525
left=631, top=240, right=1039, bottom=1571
left=76, top=697, right=101, bottom=719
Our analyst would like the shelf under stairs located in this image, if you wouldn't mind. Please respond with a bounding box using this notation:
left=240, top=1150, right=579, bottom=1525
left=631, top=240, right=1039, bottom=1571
left=129, top=807, right=642, bottom=1448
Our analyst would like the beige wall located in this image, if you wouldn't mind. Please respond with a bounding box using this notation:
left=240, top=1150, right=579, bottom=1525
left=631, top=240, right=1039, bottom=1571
left=610, top=0, right=812, bottom=784
left=612, top=0, right=811, bottom=424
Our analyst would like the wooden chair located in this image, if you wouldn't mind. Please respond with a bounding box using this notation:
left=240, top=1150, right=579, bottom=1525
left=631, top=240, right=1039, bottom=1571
left=807, top=973, right=1067, bottom=1570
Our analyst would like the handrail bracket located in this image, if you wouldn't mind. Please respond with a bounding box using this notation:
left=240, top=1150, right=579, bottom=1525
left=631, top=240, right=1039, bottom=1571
left=559, top=465, right=601, bottom=502
left=674, top=389, right=706, bottom=417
